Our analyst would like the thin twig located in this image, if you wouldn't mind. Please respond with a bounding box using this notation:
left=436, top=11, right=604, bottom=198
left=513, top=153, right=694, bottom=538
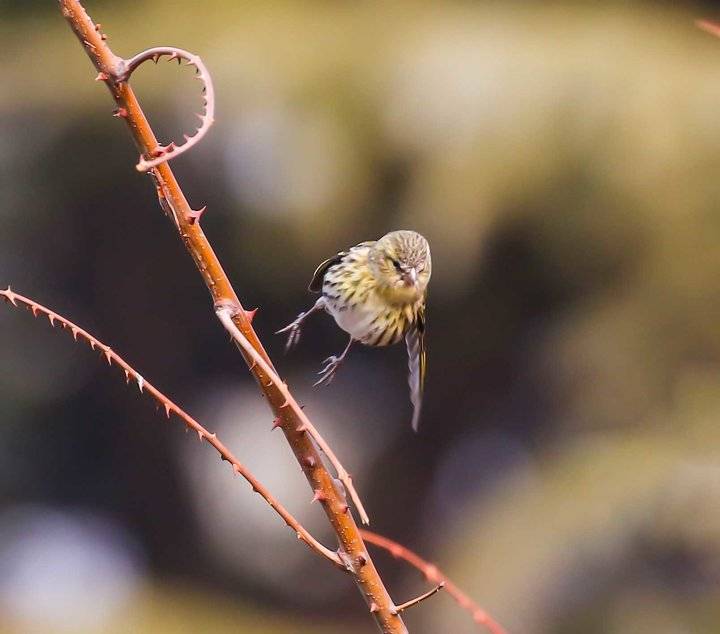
left=0, top=287, right=342, bottom=568
left=57, top=3, right=405, bottom=631
left=216, top=304, right=369, bottom=525
left=117, top=46, right=215, bottom=172
left=393, top=583, right=445, bottom=614
left=360, top=530, right=508, bottom=634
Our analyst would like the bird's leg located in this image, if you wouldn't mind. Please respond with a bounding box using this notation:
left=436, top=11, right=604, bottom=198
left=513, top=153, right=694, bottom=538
left=276, top=297, right=326, bottom=352
left=314, top=336, right=354, bottom=387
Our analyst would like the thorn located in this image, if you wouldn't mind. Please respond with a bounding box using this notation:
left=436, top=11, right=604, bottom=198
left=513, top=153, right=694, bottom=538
left=279, top=399, right=290, bottom=409
left=48, top=314, right=56, bottom=327
left=152, top=54, right=160, bottom=64
left=197, top=429, right=204, bottom=441
left=112, top=107, right=128, bottom=118
left=311, top=489, right=326, bottom=504
left=244, top=308, right=258, bottom=323
left=264, top=380, right=273, bottom=388
left=296, top=424, right=307, bottom=433
left=340, top=503, right=350, bottom=514
left=3, top=288, right=17, bottom=306
left=70, top=327, right=79, bottom=341
left=31, top=306, right=39, bottom=317
left=187, top=206, right=205, bottom=225
left=89, top=341, right=96, bottom=350
left=164, top=403, right=172, bottom=418
left=302, top=455, right=316, bottom=468
left=103, top=346, right=112, bottom=365
left=369, top=602, right=380, bottom=614
left=95, top=71, right=109, bottom=82
left=271, top=417, right=282, bottom=430
left=136, top=374, right=144, bottom=393
left=357, top=554, right=367, bottom=567
left=94, top=23, right=102, bottom=31
left=124, top=369, right=130, bottom=383
left=232, top=464, right=241, bottom=476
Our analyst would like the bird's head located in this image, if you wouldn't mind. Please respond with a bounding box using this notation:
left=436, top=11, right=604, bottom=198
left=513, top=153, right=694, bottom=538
left=369, top=230, right=431, bottom=303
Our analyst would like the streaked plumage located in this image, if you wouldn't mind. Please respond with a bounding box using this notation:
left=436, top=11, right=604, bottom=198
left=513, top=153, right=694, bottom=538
left=277, top=230, right=431, bottom=431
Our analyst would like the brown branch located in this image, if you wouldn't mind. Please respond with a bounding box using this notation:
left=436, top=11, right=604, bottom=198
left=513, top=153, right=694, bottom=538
left=57, top=2, right=407, bottom=631
left=360, top=530, right=508, bottom=634
left=0, top=287, right=342, bottom=568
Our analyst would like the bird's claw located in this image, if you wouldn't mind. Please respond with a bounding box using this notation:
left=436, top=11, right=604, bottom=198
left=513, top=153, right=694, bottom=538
left=314, top=355, right=341, bottom=387
left=275, top=322, right=301, bottom=352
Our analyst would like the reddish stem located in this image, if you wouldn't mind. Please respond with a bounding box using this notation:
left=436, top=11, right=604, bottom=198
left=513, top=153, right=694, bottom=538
left=0, top=287, right=342, bottom=567
left=360, top=530, right=508, bottom=634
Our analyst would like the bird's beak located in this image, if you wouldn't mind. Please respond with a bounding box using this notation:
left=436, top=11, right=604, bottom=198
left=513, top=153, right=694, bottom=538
left=402, top=267, right=418, bottom=287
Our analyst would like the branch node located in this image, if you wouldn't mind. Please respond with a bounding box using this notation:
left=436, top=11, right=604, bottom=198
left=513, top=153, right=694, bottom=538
left=1, top=287, right=18, bottom=306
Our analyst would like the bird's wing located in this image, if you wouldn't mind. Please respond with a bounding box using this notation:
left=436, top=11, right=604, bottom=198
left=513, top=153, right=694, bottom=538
left=308, top=253, right=346, bottom=292
left=308, top=242, right=375, bottom=292
left=405, top=304, right=426, bottom=432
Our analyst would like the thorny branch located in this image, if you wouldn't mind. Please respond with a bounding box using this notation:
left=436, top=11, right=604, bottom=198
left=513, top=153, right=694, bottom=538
left=117, top=46, right=215, bottom=172
left=216, top=304, right=367, bottom=523
left=360, top=530, right=507, bottom=634
left=1, top=288, right=343, bottom=566
left=57, top=1, right=406, bottom=631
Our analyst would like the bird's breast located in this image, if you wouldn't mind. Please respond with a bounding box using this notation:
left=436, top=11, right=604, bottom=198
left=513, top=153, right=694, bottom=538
left=324, top=290, right=414, bottom=347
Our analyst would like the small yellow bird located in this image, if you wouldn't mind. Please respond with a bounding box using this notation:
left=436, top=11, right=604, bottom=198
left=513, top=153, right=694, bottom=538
left=277, top=230, right=431, bottom=431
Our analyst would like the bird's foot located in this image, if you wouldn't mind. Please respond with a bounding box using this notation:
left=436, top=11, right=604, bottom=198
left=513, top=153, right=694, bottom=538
left=314, top=355, right=343, bottom=387
left=275, top=321, right=302, bottom=352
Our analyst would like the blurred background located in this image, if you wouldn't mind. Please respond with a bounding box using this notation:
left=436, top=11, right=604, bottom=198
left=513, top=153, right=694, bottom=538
left=3, top=1, right=720, bottom=632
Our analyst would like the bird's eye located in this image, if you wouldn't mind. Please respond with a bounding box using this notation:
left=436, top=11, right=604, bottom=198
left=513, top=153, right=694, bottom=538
left=390, top=258, right=402, bottom=271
